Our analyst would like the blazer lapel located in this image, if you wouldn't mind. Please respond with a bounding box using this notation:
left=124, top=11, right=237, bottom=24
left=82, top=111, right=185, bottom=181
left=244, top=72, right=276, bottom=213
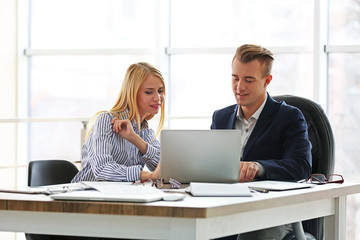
left=242, top=95, right=278, bottom=158
left=227, top=105, right=238, bottom=129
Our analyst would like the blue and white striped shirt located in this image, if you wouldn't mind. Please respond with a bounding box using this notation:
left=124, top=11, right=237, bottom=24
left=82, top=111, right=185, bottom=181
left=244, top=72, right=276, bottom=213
left=71, top=111, right=160, bottom=183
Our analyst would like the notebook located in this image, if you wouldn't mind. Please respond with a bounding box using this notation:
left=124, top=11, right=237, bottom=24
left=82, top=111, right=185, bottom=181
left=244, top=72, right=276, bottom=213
left=160, top=130, right=242, bottom=183
left=50, top=182, right=166, bottom=203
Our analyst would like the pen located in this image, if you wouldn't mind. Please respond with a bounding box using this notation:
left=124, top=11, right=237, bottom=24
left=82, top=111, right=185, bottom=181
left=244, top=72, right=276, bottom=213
left=249, top=187, right=269, bottom=193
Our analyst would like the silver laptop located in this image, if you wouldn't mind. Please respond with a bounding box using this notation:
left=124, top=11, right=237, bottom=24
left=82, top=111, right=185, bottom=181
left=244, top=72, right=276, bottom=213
left=50, top=190, right=164, bottom=203
left=160, top=130, right=241, bottom=183
left=50, top=182, right=165, bottom=203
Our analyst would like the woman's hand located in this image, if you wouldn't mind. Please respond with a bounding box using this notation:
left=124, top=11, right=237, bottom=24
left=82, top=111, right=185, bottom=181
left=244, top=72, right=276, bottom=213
left=112, top=117, right=136, bottom=141
left=140, top=162, right=160, bottom=181
left=112, top=117, right=148, bottom=154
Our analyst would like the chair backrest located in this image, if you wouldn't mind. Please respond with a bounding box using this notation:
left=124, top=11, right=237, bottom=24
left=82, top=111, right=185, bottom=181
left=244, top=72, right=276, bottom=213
left=28, top=159, right=79, bottom=187
left=273, top=95, right=335, bottom=176
left=273, top=95, right=335, bottom=240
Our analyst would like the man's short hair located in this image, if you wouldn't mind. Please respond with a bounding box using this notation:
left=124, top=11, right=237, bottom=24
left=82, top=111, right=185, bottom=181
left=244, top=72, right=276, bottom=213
left=233, top=44, right=274, bottom=77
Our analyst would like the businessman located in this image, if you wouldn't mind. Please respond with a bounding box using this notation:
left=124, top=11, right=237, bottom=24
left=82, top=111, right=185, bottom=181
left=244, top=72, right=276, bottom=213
left=211, top=44, right=312, bottom=240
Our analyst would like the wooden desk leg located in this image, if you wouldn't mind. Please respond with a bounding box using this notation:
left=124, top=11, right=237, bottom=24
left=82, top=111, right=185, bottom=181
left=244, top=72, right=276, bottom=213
left=325, top=196, right=347, bottom=240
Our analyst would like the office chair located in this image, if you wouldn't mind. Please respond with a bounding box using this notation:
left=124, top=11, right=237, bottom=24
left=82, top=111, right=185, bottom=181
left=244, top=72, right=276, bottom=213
left=26, top=160, right=121, bottom=240
left=273, top=95, right=335, bottom=240
left=27, top=159, right=79, bottom=187
left=26, top=159, right=78, bottom=240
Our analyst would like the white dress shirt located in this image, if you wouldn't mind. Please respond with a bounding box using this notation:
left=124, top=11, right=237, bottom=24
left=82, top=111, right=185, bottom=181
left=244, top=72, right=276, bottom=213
left=235, top=95, right=267, bottom=177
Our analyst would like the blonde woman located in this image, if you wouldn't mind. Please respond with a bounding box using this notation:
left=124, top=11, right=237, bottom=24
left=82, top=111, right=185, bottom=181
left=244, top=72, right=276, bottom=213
left=72, top=62, right=165, bottom=183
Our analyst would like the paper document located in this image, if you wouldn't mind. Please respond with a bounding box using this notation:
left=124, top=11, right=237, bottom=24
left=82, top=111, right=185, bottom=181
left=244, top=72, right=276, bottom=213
left=188, top=182, right=252, bottom=197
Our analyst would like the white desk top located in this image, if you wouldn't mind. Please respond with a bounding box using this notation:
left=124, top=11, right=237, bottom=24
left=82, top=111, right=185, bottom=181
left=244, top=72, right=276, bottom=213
left=0, top=182, right=359, bottom=218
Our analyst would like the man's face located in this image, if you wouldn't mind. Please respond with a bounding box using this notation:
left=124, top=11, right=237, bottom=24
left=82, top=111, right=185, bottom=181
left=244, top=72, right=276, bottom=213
left=231, top=58, right=272, bottom=111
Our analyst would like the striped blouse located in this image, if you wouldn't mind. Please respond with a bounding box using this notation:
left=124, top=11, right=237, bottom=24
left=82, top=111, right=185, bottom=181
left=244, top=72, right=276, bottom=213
left=71, top=111, right=160, bottom=183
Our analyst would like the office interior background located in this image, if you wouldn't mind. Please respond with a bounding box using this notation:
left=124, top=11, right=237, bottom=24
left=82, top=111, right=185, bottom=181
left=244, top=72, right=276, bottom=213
left=1, top=0, right=360, bottom=239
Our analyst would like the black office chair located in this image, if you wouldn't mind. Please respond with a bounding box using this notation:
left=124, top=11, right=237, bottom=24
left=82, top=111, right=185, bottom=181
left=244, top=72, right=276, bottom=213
left=273, top=95, right=335, bottom=240
left=27, top=159, right=79, bottom=187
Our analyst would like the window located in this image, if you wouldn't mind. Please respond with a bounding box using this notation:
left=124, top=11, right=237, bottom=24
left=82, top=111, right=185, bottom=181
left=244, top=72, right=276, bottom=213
left=168, top=0, right=314, bottom=128
left=328, top=0, right=360, bottom=237
left=26, top=0, right=159, bottom=162
left=30, top=0, right=157, bottom=48
left=170, top=0, right=313, bottom=47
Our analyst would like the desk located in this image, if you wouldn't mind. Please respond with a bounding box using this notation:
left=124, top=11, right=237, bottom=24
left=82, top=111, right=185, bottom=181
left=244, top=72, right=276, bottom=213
left=0, top=183, right=359, bottom=240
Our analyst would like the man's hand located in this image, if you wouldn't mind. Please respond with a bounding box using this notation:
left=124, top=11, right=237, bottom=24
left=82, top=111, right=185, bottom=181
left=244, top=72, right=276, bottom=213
left=239, top=161, right=260, bottom=182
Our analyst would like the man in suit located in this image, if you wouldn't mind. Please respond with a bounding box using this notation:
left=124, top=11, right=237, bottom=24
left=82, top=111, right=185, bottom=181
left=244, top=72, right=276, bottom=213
left=211, top=44, right=312, bottom=240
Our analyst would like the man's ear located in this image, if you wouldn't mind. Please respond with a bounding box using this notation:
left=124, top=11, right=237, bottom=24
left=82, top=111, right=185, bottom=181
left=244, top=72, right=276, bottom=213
left=264, top=75, right=272, bottom=87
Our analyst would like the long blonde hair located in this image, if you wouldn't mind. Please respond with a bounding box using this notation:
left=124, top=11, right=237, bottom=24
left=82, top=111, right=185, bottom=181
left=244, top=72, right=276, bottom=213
left=85, top=62, right=166, bottom=140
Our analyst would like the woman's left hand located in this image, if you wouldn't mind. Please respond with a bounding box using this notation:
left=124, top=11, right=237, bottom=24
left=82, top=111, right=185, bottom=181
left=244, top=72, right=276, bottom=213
left=112, top=117, right=135, bottom=141
left=112, top=117, right=148, bottom=154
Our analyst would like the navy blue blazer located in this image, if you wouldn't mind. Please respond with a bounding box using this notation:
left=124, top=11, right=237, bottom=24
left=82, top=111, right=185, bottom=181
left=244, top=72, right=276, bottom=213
left=211, top=94, right=312, bottom=181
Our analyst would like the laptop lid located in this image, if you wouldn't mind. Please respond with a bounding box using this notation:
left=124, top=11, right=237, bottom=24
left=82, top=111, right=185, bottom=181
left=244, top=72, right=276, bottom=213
left=50, top=190, right=164, bottom=203
left=50, top=182, right=165, bottom=203
left=160, top=130, right=241, bottom=183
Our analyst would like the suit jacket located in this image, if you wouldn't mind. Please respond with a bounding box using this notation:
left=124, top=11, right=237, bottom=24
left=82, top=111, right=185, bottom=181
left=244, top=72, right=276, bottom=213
left=211, top=94, right=312, bottom=181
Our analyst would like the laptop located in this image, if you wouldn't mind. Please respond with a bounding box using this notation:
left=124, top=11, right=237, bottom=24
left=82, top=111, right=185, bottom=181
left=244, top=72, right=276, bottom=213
left=50, top=182, right=166, bottom=203
left=160, top=130, right=241, bottom=183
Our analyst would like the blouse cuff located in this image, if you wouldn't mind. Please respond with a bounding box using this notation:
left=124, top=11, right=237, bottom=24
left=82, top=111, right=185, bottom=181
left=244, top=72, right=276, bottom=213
left=126, top=165, right=142, bottom=182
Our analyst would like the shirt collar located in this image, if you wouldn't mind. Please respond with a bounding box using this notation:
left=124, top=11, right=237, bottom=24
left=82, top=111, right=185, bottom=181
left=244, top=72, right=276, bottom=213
left=237, top=94, right=268, bottom=121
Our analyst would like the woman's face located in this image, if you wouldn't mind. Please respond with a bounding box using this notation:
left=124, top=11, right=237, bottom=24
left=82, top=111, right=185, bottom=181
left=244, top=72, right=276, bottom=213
left=137, top=74, right=165, bottom=120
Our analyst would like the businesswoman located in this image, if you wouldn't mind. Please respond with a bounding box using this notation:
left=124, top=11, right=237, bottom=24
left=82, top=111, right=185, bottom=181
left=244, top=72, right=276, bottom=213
left=30, top=63, right=165, bottom=240
left=72, top=62, right=165, bottom=183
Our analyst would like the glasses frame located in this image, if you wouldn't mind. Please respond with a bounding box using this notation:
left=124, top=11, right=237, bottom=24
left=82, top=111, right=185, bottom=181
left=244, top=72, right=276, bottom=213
left=151, top=178, right=165, bottom=189
left=307, top=173, right=344, bottom=185
left=136, top=178, right=165, bottom=189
